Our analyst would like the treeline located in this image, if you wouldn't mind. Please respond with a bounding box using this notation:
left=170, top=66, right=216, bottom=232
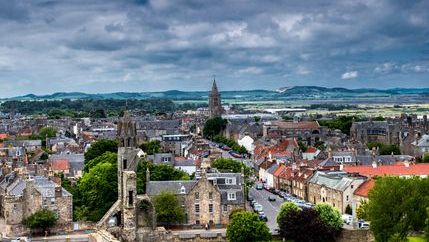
left=1, top=99, right=206, bottom=118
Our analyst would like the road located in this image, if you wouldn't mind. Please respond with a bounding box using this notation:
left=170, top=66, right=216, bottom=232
left=249, top=187, right=284, bottom=234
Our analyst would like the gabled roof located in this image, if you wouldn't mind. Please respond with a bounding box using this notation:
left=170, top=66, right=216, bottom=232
left=50, top=159, right=70, bottom=171
left=353, top=179, right=375, bottom=198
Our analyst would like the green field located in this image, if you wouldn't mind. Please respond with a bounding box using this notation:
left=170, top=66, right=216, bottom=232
left=408, top=236, right=426, bottom=242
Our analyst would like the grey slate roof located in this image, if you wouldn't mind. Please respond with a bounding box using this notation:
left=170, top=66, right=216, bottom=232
left=309, top=171, right=355, bottom=192
left=146, top=180, right=197, bottom=196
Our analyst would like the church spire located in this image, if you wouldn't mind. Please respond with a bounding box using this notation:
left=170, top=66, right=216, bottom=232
left=208, top=75, right=223, bottom=118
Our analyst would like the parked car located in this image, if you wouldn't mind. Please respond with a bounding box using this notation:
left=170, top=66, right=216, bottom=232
left=256, top=183, right=263, bottom=190
left=254, top=203, right=263, bottom=212
left=247, top=195, right=254, bottom=202
left=258, top=211, right=268, bottom=221
left=360, top=222, right=370, bottom=229
left=268, top=195, right=276, bottom=201
left=250, top=200, right=258, bottom=207
left=342, top=214, right=352, bottom=225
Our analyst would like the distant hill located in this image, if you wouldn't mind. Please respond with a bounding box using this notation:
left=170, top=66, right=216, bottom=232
left=4, top=86, right=429, bottom=101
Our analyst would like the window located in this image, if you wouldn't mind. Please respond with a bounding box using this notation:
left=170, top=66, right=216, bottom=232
left=227, top=192, right=236, bottom=201
left=123, top=159, right=127, bottom=169
left=209, top=204, right=213, bottom=213
left=128, top=191, right=133, bottom=206
left=226, top=178, right=234, bottom=184
left=209, top=192, right=213, bottom=200
left=223, top=205, right=228, bottom=212
left=351, top=185, right=354, bottom=189
left=180, top=186, right=186, bottom=194
left=346, top=195, right=349, bottom=202
left=195, top=204, right=200, bottom=213
left=195, top=192, right=199, bottom=200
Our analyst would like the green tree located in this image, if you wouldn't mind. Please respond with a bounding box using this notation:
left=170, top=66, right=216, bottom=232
left=367, top=177, right=429, bottom=242
left=153, top=191, right=185, bottom=227
left=314, top=203, right=343, bottom=231
left=23, top=209, right=57, bottom=232
left=367, top=142, right=400, bottom=155
left=277, top=202, right=300, bottom=224
left=84, top=139, right=118, bottom=162
left=75, top=162, right=118, bottom=221
left=356, top=200, right=369, bottom=220
left=318, top=116, right=361, bottom=135
left=211, top=158, right=242, bottom=173
left=139, top=140, right=162, bottom=155
left=84, top=151, right=117, bottom=173
left=203, top=117, right=227, bottom=139
left=226, top=211, right=271, bottom=242
left=38, top=127, right=57, bottom=138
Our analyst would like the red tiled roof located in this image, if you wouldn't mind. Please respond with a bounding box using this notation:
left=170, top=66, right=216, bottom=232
left=0, top=133, right=8, bottom=140
left=51, top=159, right=70, bottom=171
left=344, top=163, right=429, bottom=177
left=354, top=179, right=375, bottom=198
left=304, top=146, right=318, bottom=153
left=273, top=165, right=286, bottom=177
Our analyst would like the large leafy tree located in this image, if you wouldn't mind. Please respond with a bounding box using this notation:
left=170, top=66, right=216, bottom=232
left=75, top=162, right=118, bottom=221
left=38, top=127, right=57, bottom=138
left=139, top=140, right=162, bottom=155
left=211, top=158, right=243, bottom=173
left=84, top=151, right=117, bottom=173
left=314, top=203, right=343, bottom=231
left=153, top=191, right=185, bottom=228
left=278, top=208, right=335, bottom=242
left=367, top=142, right=401, bottom=155
left=203, top=117, right=227, bottom=139
left=84, top=139, right=118, bottom=162
left=226, top=211, right=271, bottom=242
left=277, top=202, right=300, bottom=224
left=367, top=176, right=429, bottom=242
left=23, top=209, right=57, bottom=232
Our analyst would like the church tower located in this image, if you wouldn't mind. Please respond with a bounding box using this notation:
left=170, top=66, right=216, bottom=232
left=208, top=78, right=223, bottom=118
left=117, top=111, right=139, bottom=242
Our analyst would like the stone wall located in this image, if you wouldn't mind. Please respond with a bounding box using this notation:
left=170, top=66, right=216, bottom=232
left=336, top=228, right=374, bottom=242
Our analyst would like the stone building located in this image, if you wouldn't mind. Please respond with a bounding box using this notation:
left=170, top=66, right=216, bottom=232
left=350, top=121, right=401, bottom=146
left=0, top=172, right=72, bottom=237
left=208, top=79, right=223, bottom=118
left=146, top=168, right=245, bottom=226
left=263, top=121, right=321, bottom=145
left=307, top=171, right=366, bottom=214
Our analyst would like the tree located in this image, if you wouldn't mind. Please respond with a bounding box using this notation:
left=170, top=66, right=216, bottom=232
left=314, top=203, right=343, bottom=231
left=84, top=139, right=118, bottom=162
left=367, top=177, right=429, bottom=242
left=356, top=200, right=368, bottom=220
left=226, top=211, right=271, bottom=242
left=318, top=116, right=361, bottom=135
left=139, top=140, right=162, bottom=155
left=75, top=162, right=118, bottom=221
left=153, top=191, right=185, bottom=227
left=367, top=142, right=400, bottom=155
left=211, top=158, right=242, bottom=173
left=23, top=209, right=57, bottom=232
left=38, top=127, right=57, bottom=139
left=278, top=208, right=337, bottom=242
left=203, top=117, right=227, bottom=139
left=277, top=202, right=300, bottom=224
left=84, top=151, right=117, bottom=173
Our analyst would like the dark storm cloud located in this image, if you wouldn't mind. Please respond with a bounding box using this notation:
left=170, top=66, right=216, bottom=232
left=0, top=0, right=428, bottom=97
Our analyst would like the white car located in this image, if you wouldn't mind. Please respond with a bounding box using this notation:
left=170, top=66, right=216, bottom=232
left=342, top=214, right=352, bottom=225
left=254, top=204, right=263, bottom=212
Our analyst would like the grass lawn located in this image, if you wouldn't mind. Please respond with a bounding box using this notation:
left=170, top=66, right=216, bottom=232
left=408, top=236, right=426, bottom=242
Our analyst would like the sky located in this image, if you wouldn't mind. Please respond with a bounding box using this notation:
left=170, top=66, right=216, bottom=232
left=0, top=0, right=428, bottom=97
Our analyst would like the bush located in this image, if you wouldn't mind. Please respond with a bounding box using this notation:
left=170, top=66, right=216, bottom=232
left=314, top=203, right=343, bottom=231
left=23, top=209, right=57, bottom=231
left=227, top=211, right=271, bottom=242
left=277, top=202, right=300, bottom=224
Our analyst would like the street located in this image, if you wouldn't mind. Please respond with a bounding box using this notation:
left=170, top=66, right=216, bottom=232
left=249, top=186, right=284, bottom=234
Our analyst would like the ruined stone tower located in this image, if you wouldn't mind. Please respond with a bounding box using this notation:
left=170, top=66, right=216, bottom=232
left=117, top=111, right=139, bottom=241
left=208, top=78, right=223, bottom=118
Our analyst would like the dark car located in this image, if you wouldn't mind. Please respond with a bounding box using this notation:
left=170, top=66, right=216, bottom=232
left=268, top=195, right=276, bottom=201
left=258, top=211, right=268, bottom=222
left=247, top=195, right=254, bottom=202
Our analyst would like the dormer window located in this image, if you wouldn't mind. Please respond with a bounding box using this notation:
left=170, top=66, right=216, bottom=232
left=180, top=186, right=186, bottom=194
left=227, top=192, right=236, bottom=201
left=226, top=178, right=235, bottom=185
